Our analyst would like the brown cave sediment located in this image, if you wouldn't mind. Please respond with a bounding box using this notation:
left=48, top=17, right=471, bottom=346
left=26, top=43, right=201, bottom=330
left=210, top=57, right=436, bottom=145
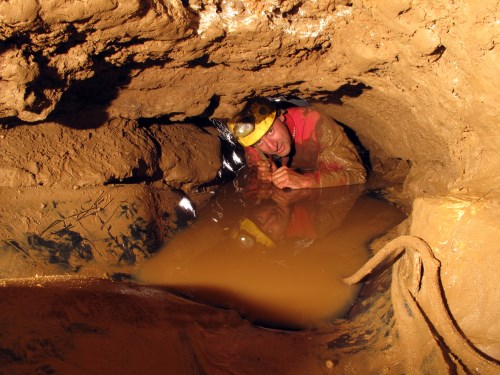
left=0, top=0, right=499, bottom=373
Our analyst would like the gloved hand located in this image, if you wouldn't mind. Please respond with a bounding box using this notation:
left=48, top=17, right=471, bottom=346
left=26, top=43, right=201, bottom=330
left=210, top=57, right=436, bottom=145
left=256, top=159, right=277, bottom=182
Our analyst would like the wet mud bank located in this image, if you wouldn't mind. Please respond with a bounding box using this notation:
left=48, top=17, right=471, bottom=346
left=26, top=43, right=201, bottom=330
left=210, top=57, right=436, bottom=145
left=0, top=185, right=190, bottom=278
left=0, top=274, right=396, bottom=375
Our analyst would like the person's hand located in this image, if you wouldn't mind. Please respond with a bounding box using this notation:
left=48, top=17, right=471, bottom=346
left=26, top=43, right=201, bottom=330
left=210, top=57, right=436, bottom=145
left=256, top=159, right=277, bottom=182
left=271, top=167, right=315, bottom=189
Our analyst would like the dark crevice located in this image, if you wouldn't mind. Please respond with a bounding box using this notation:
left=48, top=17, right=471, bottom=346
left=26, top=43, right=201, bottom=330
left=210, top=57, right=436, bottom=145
left=138, top=113, right=186, bottom=127
left=47, top=59, right=132, bottom=129
left=97, top=38, right=175, bottom=67
left=397, top=7, right=412, bottom=17
left=0, top=34, right=34, bottom=53
left=104, top=174, right=150, bottom=186
left=133, top=0, right=153, bottom=19
left=23, top=73, right=64, bottom=116
left=281, top=4, right=302, bottom=18
left=191, top=94, right=221, bottom=119
left=0, top=116, right=27, bottom=128
left=143, top=126, right=165, bottom=182
left=186, top=54, right=217, bottom=68
left=52, top=24, right=88, bottom=55
left=336, top=120, right=372, bottom=174
left=247, top=60, right=276, bottom=71
left=429, top=45, right=446, bottom=62
left=138, top=95, right=220, bottom=128
left=0, top=347, right=25, bottom=364
left=0, top=21, right=45, bottom=47
left=317, top=82, right=372, bottom=104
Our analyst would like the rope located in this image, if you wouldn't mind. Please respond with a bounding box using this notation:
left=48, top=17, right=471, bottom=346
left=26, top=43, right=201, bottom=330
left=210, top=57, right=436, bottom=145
left=344, top=235, right=500, bottom=374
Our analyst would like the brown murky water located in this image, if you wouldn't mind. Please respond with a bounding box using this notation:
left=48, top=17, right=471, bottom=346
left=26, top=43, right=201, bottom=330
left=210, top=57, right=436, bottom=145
left=136, top=182, right=406, bottom=329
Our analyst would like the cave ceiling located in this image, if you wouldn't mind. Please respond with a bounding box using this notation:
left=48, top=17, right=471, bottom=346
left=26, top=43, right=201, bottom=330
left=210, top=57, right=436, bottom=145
left=0, top=0, right=498, bottom=198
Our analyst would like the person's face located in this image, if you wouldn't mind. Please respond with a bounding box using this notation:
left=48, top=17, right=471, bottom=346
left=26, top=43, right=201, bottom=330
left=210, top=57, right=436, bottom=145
left=252, top=203, right=291, bottom=242
left=253, top=115, right=291, bottom=157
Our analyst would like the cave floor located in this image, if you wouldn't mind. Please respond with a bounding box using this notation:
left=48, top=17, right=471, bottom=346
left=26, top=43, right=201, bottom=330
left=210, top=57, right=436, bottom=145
left=1, top=182, right=498, bottom=374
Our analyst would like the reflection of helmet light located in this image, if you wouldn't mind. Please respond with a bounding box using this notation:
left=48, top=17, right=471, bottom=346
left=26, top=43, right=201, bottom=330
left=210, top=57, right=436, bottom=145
left=239, top=218, right=275, bottom=248
left=236, top=233, right=256, bottom=248
left=230, top=217, right=275, bottom=248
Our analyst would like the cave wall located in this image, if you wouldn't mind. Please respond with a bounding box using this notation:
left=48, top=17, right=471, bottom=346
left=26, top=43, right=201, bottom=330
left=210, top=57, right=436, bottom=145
left=1, top=0, right=498, bottom=200
left=1, top=0, right=499, bottom=365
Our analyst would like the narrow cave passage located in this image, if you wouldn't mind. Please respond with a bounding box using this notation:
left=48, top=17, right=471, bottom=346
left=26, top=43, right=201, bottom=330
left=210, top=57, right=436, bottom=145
left=0, top=95, right=498, bottom=373
left=0, top=0, right=499, bottom=374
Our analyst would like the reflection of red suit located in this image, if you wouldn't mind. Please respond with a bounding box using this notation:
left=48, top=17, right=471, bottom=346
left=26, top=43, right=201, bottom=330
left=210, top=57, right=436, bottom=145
left=284, top=185, right=365, bottom=241
left=246, top=106, right=366, bottom=187
left=284, top=202, right=317, bottom=239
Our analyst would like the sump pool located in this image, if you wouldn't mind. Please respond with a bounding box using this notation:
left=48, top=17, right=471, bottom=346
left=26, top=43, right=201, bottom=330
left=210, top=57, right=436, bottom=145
left=135, top=180, right=406, bottom=329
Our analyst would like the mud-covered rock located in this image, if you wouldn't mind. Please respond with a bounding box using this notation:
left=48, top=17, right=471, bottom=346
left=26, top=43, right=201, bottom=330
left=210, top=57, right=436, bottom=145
left=0, top=185, right=187, bottom=278
left=150, top=123, right=221, bottom=192
left=0, top=119, right=158, bottom=187
left=1, top=0, right=497, bottom=200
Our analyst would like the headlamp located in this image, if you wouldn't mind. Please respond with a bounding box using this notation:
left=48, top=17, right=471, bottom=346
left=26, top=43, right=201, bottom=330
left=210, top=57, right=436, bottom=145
left=227, top=99, right=277, bottom=147
left=233, top=120, right=255, bottom=138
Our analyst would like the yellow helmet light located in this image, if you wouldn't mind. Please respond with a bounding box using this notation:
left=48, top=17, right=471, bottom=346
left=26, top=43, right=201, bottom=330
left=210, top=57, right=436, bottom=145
left=228, top=99, right=277, bottom=147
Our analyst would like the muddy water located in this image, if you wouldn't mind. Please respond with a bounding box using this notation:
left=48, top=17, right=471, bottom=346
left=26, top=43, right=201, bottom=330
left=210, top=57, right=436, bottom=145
left=136, top=183, right=406, bottom=329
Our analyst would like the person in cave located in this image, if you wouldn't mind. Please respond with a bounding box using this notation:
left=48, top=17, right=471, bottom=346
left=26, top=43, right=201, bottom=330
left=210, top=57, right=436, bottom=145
left=227, top=97, right=367, bottom=189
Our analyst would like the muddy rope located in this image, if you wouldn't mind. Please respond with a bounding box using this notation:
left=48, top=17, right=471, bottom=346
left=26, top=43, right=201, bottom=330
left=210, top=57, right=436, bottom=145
left=344, top=235, right=500, bottom=374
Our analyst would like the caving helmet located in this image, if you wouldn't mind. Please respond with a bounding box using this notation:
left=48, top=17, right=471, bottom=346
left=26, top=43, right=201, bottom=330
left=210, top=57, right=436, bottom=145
left=231, top=217, right=275, bottom=249
left=227, top=99, right=277, bottom=147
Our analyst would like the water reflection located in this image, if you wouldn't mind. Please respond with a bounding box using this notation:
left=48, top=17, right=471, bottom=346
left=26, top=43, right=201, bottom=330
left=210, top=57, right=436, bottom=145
left=136, top=182, right=406, bottom=329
